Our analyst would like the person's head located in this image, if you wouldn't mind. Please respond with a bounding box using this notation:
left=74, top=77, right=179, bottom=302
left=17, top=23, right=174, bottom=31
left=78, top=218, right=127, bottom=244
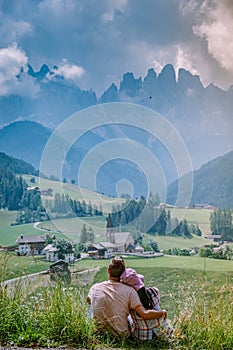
left=108, top=256, right=125, bottom=280
left=120, top=268, right=144, bottom=291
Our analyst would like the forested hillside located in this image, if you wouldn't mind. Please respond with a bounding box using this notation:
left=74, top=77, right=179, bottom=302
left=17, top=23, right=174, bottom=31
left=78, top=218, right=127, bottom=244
left=0, top=152, right=37, bottom=210
left=0, top=152, right=38, bottom=175
left=167, top=150, right=233, bottom=208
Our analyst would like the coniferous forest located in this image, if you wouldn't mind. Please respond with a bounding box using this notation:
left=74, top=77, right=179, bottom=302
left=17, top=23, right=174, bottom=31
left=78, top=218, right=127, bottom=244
left=111, top=193, right=202, bottom=238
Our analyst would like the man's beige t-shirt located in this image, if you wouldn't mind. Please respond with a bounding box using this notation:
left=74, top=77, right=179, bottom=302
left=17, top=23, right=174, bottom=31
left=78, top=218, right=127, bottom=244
left=88, top=280, right=142, bottom=335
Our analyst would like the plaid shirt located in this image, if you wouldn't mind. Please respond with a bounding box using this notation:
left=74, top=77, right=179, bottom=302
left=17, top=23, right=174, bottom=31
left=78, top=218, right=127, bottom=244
left=129, top=287, right=173, bottom=341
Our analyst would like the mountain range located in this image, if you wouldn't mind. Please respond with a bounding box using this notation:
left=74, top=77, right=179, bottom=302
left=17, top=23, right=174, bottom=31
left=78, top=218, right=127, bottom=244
left=0, top=63, right=233, bottom=203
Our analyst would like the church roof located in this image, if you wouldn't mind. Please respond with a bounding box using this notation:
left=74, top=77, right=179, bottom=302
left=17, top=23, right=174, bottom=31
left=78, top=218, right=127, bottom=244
left=114, top=232, right=133, bottom=244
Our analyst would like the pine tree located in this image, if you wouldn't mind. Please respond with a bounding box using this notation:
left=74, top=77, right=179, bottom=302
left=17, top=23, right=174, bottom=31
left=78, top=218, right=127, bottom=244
left=87, top=226, right=95, bottom=242
left=79, top=224, right=88, bottom=244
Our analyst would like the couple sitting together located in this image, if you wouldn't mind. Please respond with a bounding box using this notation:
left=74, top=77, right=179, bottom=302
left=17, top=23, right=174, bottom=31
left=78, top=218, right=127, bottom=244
left=87, top=256, right=174, bottom=341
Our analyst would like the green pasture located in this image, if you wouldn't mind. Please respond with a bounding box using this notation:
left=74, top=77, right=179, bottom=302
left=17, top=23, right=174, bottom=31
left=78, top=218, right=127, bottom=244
left=75, top=255, right=233, bottom=273
left=24, top=175, right=124, bottom=213
left=38, top=217, right=212, bottom=250
left=37, top=216, right=108, bottom=241
left=0, top=207, right=219, bottom=249
left=169, top=207, right=212, bottom=235
left=0, top=219, right=67, bottom=246
left=143, top=233, right=211, bottom=250
left=0, top=222, right=41, bottom=246
left=0, top=210, right=17, bottom=228
left=0, top=251, right=51, bottom=280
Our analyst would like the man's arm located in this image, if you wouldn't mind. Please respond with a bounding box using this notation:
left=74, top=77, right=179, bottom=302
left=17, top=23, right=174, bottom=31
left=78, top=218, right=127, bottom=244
left=86, top=296, right=91, bottom=304
left=134, top=305, right=167, bottom=320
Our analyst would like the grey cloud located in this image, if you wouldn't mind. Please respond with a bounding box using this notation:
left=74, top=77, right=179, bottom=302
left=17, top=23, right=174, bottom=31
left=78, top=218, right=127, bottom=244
left=0, top=0, right=232, bottom=95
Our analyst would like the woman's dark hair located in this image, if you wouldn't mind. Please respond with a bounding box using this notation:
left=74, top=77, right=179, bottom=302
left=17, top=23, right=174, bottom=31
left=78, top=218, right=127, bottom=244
left=108, top=256, right=125, bottom=279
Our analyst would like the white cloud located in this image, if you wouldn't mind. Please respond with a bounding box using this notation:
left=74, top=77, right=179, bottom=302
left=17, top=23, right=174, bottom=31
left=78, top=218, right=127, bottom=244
left=193, top=0, right=233, bottom=74
left=174, top=46, right=199, bottom=77
left=152, top=59, right=164, bottom=75
left=0, top=43, right=39, bottom=97
left=50, top=60, right=85, bottom=83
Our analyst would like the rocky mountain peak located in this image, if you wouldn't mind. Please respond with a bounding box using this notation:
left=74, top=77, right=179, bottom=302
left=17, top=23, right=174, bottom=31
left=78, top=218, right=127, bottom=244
left=158, top=64, right=176, bottom=86
left=100, top=83, right=119, bottom=103
left=177, top=68, right=203, bottom=92
left=119, top=72, right=142, bottom=98
left=27, top=64, right=50, bottom=80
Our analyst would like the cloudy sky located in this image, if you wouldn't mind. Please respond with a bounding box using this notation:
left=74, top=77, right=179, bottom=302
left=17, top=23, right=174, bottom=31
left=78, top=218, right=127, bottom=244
left=0, top=0, right=233, bottom=97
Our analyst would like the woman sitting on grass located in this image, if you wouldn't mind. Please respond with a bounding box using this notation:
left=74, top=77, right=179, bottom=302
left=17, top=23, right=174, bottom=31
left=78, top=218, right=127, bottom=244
left=120, top=267, right=174, bottom=341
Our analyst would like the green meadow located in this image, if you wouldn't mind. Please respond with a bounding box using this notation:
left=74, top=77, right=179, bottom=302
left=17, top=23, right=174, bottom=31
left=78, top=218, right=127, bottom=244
left=24, top=174, right=125, bottom=213
left=169, top=207, right=213, bottom=235
left=0, top=250, right=51, bottom=280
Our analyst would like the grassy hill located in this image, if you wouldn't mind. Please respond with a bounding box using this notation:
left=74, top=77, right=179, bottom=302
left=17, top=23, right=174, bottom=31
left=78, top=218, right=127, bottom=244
left=24, top=174, right=125, bottom=214
left=168, top=207, right=213, bottom=235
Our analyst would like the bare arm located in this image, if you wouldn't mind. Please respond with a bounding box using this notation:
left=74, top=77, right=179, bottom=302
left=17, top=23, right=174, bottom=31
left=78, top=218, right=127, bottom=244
left=135, top=305, right=167, bottom=320
left=86, top=296, right=91, bottom=304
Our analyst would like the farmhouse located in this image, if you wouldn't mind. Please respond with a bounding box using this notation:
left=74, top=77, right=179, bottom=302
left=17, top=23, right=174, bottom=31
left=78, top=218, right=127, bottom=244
left=87, top=242, right=115, bottom=259
left=135, top=245, right=144, bottom=253
left=204, top=235, right=222, bottom=243
left=194, top=203, right=217, bottom=210
left=16, top=234, right=46, bottom=256
left=26, top=186, right=53, bottom=196
left=44, top=243, right=75, bottom=263
left=40, top=188, right=53, bottom=196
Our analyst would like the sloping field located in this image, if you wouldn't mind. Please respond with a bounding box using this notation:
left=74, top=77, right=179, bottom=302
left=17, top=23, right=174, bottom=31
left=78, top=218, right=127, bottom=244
left=23, top=175, right=125, bottom=213
left=143, top=233, right=212, bottom=250
left=37, top=216, right=107, bottom=242
left=0, top=210, right=17, bottom=227
left=169, top=207, right=212, bottom=235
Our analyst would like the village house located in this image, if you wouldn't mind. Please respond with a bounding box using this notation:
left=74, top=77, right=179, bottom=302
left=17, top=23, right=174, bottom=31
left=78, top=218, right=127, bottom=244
left=43, top=243, right=75, bottom=263
left=27, top=186, right=53, bottom=196
left=193, top=203, right=217, bottom=210
left=87, top=242, right=115, bottom=259
left=16, top=234, right=46, bottom=256
left=135, top=245, right=144, bottom=254
left=204, top=235, right=222, bottom=243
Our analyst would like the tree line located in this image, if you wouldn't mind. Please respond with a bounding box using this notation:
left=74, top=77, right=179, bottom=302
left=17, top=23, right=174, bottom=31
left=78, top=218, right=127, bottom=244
left=0, top=167, right=26, bottom=210
left=0, top=152, right=38, bottom=211
left=111, top=193, right=202, bottom=238
left=44, top=193, right=103, bottom=217
left=210, top=208, right=233, bottom=241
left=15, top=191, right=103, bottom=224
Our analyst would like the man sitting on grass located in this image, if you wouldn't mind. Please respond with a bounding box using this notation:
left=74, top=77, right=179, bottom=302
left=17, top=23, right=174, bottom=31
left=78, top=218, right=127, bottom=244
left=86, top=256, right=168, bottom=338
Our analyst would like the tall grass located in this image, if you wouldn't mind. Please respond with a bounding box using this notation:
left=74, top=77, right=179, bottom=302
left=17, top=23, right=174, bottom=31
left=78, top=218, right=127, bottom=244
left=174, top=284, right=233, bottom=350
left=0, top=253, right=232, bottom=349
left=0, top=281, right=97, bottom=347
left=1, top=282, right=232, bottom=349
